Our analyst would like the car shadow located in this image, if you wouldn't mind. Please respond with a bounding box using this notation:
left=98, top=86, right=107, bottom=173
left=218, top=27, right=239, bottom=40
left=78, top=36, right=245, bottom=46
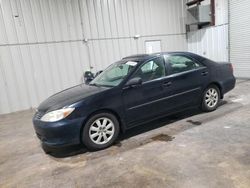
left=118, top=107, right=201, bottom=141
left=42, top=143, right=87, bottom=158
left=47, top=101, right=228, bottom=158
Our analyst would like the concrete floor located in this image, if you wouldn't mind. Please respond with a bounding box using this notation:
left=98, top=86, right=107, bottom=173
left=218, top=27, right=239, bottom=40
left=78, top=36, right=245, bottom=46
left=0, top=80, right=250, bottom=188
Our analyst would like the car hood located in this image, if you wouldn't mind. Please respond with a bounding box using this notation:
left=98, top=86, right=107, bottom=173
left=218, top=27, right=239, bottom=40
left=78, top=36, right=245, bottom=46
left=38, top=84, right=109, bottom=112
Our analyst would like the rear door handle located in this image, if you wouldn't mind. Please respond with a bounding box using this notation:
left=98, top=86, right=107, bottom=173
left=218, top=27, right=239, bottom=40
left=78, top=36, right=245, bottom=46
left=201, top=71, right=208, bottom=76
left=162, top=81, right=172, bottom=87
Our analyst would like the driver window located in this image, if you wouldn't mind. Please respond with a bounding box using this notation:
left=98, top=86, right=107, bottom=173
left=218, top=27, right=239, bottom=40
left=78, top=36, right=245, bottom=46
left=133, top=57, right=165, bottom=82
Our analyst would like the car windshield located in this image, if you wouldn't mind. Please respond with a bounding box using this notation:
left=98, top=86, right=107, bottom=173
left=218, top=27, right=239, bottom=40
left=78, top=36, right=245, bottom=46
left=90, top=61, right=138, bottom=87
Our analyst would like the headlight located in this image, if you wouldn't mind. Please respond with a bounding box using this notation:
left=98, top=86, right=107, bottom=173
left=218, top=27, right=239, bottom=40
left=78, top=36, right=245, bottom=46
left=41, top=107, right=75, bottom=122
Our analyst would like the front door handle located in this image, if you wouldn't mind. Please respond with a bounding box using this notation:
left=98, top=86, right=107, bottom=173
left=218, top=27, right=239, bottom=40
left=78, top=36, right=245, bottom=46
left=201, top=71, right=208, bottom=76
left=162, top=81, right=172, bottom=87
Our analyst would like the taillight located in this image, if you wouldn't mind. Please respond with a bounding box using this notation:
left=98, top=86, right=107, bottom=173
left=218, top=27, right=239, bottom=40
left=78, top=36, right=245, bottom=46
left=230, top=63, right=234, bottom=74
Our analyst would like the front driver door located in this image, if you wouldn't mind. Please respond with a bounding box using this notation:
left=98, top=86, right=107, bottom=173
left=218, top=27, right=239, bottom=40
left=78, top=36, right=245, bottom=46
left=122, top=57, right=167, bottom=127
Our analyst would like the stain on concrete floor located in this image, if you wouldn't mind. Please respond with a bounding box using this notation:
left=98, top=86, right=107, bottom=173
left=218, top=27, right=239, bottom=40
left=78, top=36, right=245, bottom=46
left=151, top=134, right=174, bottom=142
left=187, top=119, right=202, bottom=125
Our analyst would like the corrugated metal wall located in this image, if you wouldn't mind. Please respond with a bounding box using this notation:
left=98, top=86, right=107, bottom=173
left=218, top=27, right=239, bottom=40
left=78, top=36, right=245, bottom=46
left=229, top=0, right=250, bottom=78
left=80, top=0, right=187, bottom=70
left=187, top=0, right=229, bottom=62
left=0, top=0, right=187, bottom=114
left=188, top=24, right=228, bottom=62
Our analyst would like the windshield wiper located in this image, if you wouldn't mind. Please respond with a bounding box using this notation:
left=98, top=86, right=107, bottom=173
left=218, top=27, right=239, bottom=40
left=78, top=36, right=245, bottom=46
left=89, top=83, right=114, bottom=88
left=89, top=83, right=99, bottom=87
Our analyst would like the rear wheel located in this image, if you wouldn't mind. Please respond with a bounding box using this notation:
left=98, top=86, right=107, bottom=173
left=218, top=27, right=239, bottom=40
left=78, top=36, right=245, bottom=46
left=82, top=112, right=120, bottom=150
left=201, top=85, right=220, bottom=112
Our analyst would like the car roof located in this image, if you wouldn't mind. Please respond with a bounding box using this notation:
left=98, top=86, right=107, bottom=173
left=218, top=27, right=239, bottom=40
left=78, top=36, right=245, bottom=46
left=122, top=52, right=207, bottom=64
left=122, top=54, right=155, bottom=62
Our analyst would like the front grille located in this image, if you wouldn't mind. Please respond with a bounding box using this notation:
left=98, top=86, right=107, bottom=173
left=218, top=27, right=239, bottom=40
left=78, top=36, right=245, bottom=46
left=34, top=111, right=44, bottom=120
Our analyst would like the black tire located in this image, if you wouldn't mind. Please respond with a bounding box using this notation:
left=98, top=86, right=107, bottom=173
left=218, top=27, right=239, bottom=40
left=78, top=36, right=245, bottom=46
left=41, top=144, right=53, bottom=154
left=82, top=112, right=120, bottom=150
left=201, top=85, right=220, bottom=112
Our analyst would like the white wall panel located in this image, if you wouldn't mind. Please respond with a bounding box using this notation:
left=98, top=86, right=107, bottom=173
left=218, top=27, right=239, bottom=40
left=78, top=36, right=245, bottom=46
left=88, top=34, right=187, bottom=72
left=0, top=41, right=89, bottom=114
left=80, top=0, right=186, bottom=39
left=0, top=0, right=187, bottom=114
left=229, top=0, right=250, bottom=78
left=187, top=0, right=229, bottom=62
left=215, top=0, right=228, bottom=26
left=188, top=24, right=228, bottom=62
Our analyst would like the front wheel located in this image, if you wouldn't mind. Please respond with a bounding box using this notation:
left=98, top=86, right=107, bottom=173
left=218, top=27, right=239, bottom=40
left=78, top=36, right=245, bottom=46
left=201, top=85, right=220, bottom=112
left=82, top=112, right=120, bottom=150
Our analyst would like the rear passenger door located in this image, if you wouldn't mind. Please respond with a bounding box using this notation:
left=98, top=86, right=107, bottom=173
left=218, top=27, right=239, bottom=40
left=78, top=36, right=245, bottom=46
left=163, top=54, right=210, bottom=110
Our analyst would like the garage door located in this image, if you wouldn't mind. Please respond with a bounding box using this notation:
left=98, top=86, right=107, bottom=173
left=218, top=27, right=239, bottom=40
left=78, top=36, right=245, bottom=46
left=229, top=0, right=250, bottom=78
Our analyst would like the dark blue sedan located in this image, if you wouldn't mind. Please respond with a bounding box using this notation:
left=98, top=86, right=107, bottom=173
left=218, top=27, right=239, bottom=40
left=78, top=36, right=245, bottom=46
left=33, top=52, right=235, bottom=151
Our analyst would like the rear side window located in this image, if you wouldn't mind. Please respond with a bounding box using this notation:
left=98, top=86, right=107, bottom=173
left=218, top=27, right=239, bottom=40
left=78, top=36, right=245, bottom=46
left=166, top=55, right=202, bottom=75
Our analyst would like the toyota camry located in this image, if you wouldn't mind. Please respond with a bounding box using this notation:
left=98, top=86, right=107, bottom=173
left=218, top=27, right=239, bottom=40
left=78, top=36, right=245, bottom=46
left=33, top=52, right=235, bottom=151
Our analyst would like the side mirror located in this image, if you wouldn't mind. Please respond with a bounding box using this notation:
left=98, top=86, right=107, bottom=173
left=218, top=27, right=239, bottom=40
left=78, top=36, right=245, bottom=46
left=84, top=71, right=94, bottom=84
left=125, top=77, right=142, bottom=88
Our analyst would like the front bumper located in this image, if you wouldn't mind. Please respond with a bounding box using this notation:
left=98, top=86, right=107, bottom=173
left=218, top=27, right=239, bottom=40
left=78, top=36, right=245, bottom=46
left=33, top=114, right=86, bottom=147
